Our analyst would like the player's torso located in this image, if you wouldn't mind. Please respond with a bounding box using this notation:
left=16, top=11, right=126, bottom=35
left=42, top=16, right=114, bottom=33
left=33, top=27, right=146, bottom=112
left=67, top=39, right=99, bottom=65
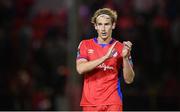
left=85, top=38, right=122, bottom=74
left=81, top=38, right=123, bottom=105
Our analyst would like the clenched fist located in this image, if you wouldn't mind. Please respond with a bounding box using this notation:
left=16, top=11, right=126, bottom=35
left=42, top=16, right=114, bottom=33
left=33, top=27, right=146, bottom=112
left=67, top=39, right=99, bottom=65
left=122, top=41, right=132, bottom=58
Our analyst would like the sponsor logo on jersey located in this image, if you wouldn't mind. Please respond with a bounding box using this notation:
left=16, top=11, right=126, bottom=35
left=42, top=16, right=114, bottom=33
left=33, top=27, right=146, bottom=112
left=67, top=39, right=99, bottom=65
left=88, top=49, right=94, bottom=54
left=97, top=63, right=114, bottom=71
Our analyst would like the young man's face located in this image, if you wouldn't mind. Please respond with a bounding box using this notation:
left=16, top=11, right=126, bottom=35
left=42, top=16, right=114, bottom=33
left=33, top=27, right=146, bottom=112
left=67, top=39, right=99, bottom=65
left=95, top=14, right=115, bottom=40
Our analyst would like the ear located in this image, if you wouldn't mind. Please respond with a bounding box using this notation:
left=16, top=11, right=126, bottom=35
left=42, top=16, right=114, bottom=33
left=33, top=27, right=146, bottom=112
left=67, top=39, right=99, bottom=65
left=94, top=24, right=98, bottom=30
left=112, top=23, right=116, bottom=29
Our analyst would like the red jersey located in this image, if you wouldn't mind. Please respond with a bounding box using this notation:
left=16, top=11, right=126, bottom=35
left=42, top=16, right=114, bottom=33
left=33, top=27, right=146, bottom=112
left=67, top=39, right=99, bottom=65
left=77, top=38, right=124, bottom=106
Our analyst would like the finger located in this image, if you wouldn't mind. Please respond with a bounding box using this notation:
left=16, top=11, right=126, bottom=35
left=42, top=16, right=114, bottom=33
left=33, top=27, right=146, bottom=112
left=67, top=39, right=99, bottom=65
left=123, top=45, right=131, bottom=51
left=122, top=49, right=129, bottom=57
left=123, top=41, right=132, bottom=46
left=109, top=41, right=118, bottom=51
left=127, top=41, right=132, bottom=45
left=122, top=48, right=131, bottom=57
left=111, top=41, right=118, bottom=48
left=122, top=48, right=128, bottom=54
left=123, top=41, right=132, bottom=49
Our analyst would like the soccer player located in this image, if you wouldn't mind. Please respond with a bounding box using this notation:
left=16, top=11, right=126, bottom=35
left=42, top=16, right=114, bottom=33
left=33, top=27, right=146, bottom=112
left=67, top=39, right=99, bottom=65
left=76, top=8, right=135, bottom=111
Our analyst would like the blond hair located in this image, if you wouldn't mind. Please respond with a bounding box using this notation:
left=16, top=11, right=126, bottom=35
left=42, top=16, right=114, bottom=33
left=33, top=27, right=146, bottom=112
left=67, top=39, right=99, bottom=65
left=91, top=8, right=118, bottom=24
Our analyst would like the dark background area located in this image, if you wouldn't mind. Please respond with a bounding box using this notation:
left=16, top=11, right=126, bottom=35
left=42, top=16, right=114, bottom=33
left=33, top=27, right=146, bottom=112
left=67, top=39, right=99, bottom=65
left=0, top=0, right=179, bottom=110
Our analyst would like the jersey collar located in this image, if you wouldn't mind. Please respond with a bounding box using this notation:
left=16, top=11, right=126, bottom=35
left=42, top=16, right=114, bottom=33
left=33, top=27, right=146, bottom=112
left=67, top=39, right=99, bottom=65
left=93, top=37, right=115, bottom=45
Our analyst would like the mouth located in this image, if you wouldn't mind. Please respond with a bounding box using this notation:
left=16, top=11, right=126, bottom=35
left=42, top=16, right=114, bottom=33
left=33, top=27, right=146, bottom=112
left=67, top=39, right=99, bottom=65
left=101, top=32, right=107, bottom=36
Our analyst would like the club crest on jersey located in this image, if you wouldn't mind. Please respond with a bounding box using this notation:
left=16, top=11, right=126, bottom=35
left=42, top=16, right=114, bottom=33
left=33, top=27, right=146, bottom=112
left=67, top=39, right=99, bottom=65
left=88, top=49, right=94, bottom=54
left=113, top=51, right=118, bottom=57
left=97, top=63, right=114, bottom=71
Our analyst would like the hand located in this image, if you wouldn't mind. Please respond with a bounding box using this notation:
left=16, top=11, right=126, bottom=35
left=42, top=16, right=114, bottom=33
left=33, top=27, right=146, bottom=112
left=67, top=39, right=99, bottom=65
left=104, top=41, right=118, bottom=59
left=122, top=41, right=132, bottom=58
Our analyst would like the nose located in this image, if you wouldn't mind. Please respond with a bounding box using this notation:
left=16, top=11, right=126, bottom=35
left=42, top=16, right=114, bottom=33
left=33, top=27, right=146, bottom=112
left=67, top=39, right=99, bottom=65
left=102, top=25, right=105, bottom=31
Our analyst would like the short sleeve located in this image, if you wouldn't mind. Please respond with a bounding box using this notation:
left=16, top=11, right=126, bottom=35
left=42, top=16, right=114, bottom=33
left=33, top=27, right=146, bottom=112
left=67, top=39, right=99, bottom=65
left=76, top=40, right=88, bottom=60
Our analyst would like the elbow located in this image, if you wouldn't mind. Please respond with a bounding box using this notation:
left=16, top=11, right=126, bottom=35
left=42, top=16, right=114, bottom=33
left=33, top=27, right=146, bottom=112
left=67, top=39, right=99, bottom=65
left=124, top=72, right=135, bottom=84
left=76, top=67, right=85, bottom=75
left=77, top=70, right=84, bottom=75
left=125, top=78, right=134, bottom=84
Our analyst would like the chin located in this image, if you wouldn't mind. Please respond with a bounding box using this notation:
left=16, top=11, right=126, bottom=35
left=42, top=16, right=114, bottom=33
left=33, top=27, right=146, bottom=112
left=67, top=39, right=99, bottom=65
left=101, top=37, right=108, bottom=41
left=101, top=35, right=109, bottom=39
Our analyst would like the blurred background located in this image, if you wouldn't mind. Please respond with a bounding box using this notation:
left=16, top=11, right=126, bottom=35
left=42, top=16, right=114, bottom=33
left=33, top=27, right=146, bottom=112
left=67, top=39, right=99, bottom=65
left=0, top=0, right=179, bottom=111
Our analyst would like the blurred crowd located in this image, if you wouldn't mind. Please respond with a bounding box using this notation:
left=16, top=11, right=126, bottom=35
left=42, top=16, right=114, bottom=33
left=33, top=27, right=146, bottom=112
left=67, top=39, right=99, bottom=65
left=0, top=0, right=179, bottom=110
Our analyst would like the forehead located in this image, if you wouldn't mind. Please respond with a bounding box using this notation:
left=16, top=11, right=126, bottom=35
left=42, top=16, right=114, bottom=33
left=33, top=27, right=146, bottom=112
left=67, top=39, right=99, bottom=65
left=96, top=14, right=111, bottom=23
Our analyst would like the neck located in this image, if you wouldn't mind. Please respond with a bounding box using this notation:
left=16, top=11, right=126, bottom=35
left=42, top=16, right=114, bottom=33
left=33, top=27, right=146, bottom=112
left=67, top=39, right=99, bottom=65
left=97, top=37, right=112, bottom=44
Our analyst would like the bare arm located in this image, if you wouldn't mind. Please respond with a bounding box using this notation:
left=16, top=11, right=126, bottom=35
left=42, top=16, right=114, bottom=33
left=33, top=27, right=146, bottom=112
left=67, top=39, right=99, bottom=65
left=123, top=57, right=135, bottom=84
left=76, top=56, right=107, bottom=75
left=76, top=41, right=118, bottom=75
left=122, top=41, right=135, bottom=84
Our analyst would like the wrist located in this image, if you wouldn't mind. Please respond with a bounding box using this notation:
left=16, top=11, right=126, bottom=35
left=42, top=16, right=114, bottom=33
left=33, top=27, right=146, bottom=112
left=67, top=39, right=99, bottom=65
left=123, top=57, right=129, bottom=61
left=103, top=55, right=107, bottom=60
left=103, top=55, right=108, bottom=60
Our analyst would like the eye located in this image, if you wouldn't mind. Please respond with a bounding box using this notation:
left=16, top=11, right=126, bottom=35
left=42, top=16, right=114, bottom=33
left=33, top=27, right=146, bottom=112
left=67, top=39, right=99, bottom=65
left=97, top=23, right=102, bottom=26
left=105, top=23, right=110, bottom=25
